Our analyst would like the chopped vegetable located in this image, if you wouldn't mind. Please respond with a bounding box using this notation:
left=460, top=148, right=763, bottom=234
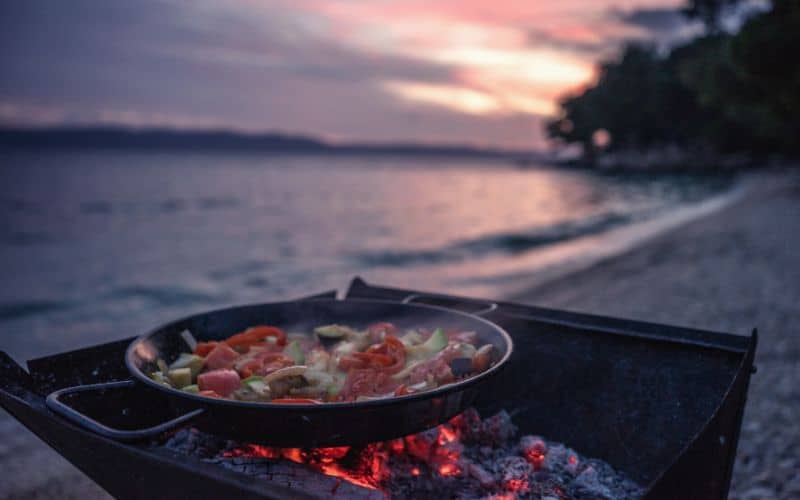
left=264, top=365, right=308, bottom=383
left=367, top=322, right=398, bottom=341
left=241, top=376, right=271, bottom=398
left=472, top=344, right=494, bottom=373
left=149, top=371, right=170, bottom=386
left=203, top=343, right=240, bottom=370
left=197, top=369, right=241, bottom=397
left=226, top=325, right=287, bottom=348
left=405, top=327, right=448, bottom=358
left=167, top=367, right=193, bottom=388
left=169, top=353, right=204, bottom=377
left=314, top=324, right=358, bottom=338
left=283, top=340, right=305, bottom=365
left=194, top=341, right=219, bottom=356
left=153, top=321, right=495, bottom=403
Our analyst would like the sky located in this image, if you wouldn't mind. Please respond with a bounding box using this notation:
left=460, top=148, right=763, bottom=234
left=0, top=0, right=702, bottom=150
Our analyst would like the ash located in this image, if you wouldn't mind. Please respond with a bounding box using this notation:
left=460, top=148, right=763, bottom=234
left=159, top=408, right=643, bottom=499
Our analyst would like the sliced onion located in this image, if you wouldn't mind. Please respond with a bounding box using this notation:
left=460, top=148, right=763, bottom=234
left=264, top=365, right=308, bottom=383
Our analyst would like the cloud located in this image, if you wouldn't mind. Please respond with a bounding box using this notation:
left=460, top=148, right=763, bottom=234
left=611, top=6, right=704, bottom=49
left=0, top=0, right=692, bottom=149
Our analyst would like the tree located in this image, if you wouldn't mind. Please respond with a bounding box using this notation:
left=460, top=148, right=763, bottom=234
left=546, top=45, right=722, bottom=156
left=546, top=0, right=800, bottom=160
left=678, top=0, right=800, bottom=153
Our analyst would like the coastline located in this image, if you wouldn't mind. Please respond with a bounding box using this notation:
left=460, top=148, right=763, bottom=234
left=1, top=169, right=797, bottom=499
left=479, top=176, right=749, bottom=299
left=510, top=168, right=800, bottom=499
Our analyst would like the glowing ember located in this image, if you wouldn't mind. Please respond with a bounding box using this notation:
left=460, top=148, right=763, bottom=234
left=438, top=462, right=461, bottom=477
left=504, top=478, right=529, bottom=493
left=439, top=426, right=457, bottom=444
left=520, top=436, right=548, bottom=470
left=162, top=408, right=644, bottom=499
left=223, top=444, right=386, bottom=489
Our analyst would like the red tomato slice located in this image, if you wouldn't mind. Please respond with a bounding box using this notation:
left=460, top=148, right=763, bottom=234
left=366, top=335, right=406, bottom=374
left=226, top=325, right=287, bottom=348
left=352, top=352, right=393, bottom=366
left=339, top=368, right=401, bottom=401
left=194, top=341, right=219, bottom=357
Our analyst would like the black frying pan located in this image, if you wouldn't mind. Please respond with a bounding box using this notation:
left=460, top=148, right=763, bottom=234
left=46, top=298, right=512, bottom=447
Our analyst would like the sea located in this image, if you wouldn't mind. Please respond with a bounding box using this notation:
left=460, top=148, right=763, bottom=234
left=0, top=150, right=736, bottom=361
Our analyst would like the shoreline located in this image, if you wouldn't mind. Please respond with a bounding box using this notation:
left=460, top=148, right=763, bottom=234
left=1, top=169, right=797, bottom=499
left=510, top=169, right=800, bottom=499
left=486, top=176, right=750, bottom=300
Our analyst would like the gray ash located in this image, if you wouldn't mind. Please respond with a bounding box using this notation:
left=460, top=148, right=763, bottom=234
left=158, top=408, right=643, bottom=499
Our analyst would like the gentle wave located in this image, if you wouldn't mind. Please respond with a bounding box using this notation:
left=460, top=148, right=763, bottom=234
left=0, top=300, right=71, bottom=320
left=208, top=260, right=272, bottom=281
left=353, top=210, right=646, bottom=267
left=100, top=285, right=224, bottom=306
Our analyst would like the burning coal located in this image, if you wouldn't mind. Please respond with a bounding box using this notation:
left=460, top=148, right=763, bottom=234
left=161, top=408, right=643, bottom=499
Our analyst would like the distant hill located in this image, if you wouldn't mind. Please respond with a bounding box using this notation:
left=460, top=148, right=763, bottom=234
left=0, top=126, right=535, bottom=159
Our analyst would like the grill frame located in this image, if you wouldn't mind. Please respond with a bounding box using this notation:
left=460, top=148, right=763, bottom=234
left=0, top=278, right=756, bottom=499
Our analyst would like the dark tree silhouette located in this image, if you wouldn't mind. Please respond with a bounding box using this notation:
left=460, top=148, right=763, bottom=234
left=546, top=0, right=800, bottom=162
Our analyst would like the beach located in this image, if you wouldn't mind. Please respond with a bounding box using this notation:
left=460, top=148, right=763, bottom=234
left=512, top=170, right=800, bottom=500
left=1, top=169, right=798, bottom=499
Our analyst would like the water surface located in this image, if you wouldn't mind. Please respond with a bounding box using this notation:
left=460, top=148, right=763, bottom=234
left=0, top=150, right=733, bottom=360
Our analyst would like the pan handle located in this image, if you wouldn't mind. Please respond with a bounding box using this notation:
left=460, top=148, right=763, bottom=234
left=45, top=380, right=204, bottom=441
left=402, top=293, right=498, bottom=316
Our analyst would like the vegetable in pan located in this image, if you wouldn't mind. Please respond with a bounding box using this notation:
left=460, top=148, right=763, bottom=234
left=149, top=323, right=496, bottom=403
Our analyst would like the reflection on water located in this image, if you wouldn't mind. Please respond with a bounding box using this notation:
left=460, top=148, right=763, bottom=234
left=0, top=150, right=733, bottom=360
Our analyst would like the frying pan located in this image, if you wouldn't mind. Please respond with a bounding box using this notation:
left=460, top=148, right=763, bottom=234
left=46, top=298, right=513, bottom=447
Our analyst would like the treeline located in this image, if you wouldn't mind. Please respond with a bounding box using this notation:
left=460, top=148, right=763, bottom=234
left=547, top=0, right=800, bottom=163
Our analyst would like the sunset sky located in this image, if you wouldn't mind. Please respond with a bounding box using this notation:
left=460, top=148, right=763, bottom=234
left=0, top=0, right=702, bottom=149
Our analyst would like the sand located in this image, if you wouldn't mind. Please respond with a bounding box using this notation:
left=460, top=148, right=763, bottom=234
left=511, top=170, right=800, bottom=500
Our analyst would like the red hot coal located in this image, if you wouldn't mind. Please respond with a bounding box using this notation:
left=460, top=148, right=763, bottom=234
left=162, top=408, right=643, bottom=499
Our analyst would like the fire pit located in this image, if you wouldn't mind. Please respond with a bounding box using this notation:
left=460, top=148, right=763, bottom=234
left=161, top=407, right=644, bottom=499
left=0, top=277, right=756, bottom=499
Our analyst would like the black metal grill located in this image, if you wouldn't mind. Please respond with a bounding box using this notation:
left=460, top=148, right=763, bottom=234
left=0, top=277, right=756, bottom=499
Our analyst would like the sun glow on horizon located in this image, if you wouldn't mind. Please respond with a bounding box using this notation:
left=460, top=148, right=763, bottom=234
left=328, top=11, right=598, bottom=118
left=382, top=81, right=502, bottom=115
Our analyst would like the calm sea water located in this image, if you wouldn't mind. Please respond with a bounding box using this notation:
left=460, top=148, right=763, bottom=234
left=0, top=150, right=733, bottom=360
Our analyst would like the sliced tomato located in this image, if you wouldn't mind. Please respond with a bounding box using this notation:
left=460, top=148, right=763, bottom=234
left=339, top=368, right=401, bottom=401
left=408, top=357, right=454, bottom=386
left=226, top=325, right=287, bottom=348
left=203, top=343, right=240, bottom=370
left=194, top=341, right=219, bottom=357
left=353, top=352, right=393, bottom=366
left=338, top=351, right=393, bottom=371
left=365, top=335, right=406, bottom=374
left=197, top=369, right=241, bottom=397
left=338, top=355, right=367, bottom=371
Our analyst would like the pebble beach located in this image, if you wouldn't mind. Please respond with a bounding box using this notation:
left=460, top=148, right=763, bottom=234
left=1, top=170, right=798, bottom=499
